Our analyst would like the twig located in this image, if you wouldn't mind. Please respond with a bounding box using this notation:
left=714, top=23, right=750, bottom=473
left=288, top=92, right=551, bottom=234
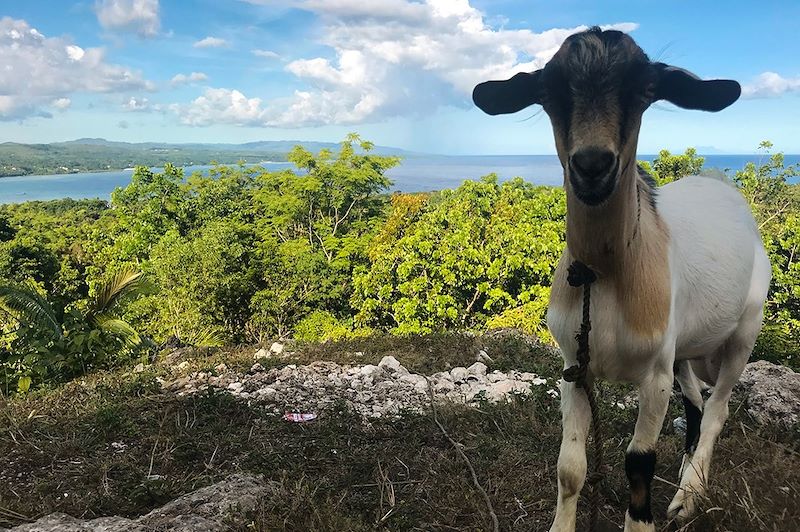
left=147, top=437, right=158, bottom=479
left=205, top=444, right=219, bottom=470
left=352, top=480, right=421, bottom=488
left=0, top=505, right=33, bottom=523
left=426, top=379, right=499, bottom=532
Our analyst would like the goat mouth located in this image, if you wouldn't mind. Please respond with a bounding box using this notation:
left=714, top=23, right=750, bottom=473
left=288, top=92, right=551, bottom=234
left=568, top=161, right=619, bottom=206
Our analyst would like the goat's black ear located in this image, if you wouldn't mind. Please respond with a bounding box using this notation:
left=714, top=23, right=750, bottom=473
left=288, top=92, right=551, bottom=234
left=473, top=71, right=543, bottom=115
left=654, top=63, right=740, bottom=112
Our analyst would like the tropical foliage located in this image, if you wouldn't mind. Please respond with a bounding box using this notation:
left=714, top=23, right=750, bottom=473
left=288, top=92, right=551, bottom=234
left=0, top=136, right=798, bottom=393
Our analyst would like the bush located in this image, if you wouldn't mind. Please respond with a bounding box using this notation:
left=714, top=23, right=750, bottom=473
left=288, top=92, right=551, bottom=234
left=294, top=311, right=353, bottom=343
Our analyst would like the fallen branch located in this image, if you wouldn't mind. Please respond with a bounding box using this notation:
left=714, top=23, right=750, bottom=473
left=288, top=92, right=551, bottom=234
left=426, top=379, right=499, bottom=532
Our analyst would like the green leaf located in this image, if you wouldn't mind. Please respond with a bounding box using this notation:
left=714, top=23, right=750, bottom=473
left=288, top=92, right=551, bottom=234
left=17, top=376, right=32, bottom=394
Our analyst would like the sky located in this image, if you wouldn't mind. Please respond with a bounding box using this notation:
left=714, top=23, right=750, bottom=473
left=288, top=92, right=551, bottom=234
left=0, top=0, right=798, bottom=155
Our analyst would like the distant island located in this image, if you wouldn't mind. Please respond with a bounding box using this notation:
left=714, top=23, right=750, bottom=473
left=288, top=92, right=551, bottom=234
left=0, top=138, right=415, bottom=177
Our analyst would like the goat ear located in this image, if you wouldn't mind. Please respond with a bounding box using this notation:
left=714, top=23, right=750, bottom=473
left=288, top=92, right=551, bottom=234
left=654, top=63, right=740, bottom=112
left=473, top=71, right=543, bottom=115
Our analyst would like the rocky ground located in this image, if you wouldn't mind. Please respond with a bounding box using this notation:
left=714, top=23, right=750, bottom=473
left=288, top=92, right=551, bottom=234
left=159, top=343, right=555, bottom=420
left=2, top=335, right=799, bottom=531
left=5, top=475, right=268, bottom=532
left=158, top=343, right=800, bottom=427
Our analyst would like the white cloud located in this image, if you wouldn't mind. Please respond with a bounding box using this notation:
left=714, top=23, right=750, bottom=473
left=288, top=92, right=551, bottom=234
left=252, top=49, right=280, bottom=59
left=95, top=0, right=160, bottom=37
left=742, top=72, right=800, bottom=98
left=194, top=36, right=227, bottom=48
left=66, top=45, right=85, bottom=61
left=181, top=1, right=637, bottom=127
left=0, top=17, right=153, bottom=121
left=123, top=96, right=151, bottom=111
left=170, top=71, right=209, bottom=86
left=51, top=97, right=71, bottom=110
left=175, top=89, right=265, bottom=126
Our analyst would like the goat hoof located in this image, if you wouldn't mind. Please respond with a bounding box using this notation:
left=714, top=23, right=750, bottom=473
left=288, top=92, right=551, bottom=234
left=667, top=492, right=698, bottom=523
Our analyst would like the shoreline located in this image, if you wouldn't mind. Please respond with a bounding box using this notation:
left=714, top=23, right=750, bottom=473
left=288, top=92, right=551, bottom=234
left=0, top=159, right=292, bottom=179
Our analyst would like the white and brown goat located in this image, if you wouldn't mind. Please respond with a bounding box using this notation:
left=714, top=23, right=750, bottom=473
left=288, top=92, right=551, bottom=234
left=473, top=28, right=771, bottom=531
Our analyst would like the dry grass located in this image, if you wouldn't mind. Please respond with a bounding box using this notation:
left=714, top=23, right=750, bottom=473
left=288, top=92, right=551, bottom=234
left=0, top=333, right=797, bottom=531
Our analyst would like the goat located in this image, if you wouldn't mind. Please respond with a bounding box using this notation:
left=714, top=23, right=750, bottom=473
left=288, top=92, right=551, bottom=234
left=473, top=27, right=771, bottom=532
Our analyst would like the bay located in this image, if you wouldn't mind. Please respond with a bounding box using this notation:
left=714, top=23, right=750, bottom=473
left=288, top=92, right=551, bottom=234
left=0, top=154, right=797, bottom=204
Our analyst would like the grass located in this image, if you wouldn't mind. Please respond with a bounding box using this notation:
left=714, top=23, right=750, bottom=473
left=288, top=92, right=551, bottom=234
left=0, top=332, right=798, bottom=531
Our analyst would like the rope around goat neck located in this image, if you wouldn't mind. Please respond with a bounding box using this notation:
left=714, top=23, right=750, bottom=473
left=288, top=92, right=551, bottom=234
left=562, top=260, right=604, bottom=532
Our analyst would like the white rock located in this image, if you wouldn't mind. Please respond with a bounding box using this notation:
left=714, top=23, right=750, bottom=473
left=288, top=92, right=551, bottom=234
left=467, top=362, right=487, bottom=377
left=251, top=363, right=264, bottom=372
left=401, top=373, right=428, bottom=387
left=270, top=342, right=284, bottom=355
left=214, top=363, right=227, bottom=373
left=465, top=384, right=489, bottom=402
left=476, top=349, right=494, bottom=363
left=487, top=379, right=530, bottom=402
left=378, top=355, right=402, bottom=372
left=253, top=348, right=269, bottom=360
left=487, top=371, right=506, bottom=383
left=228, top=382, right=243, bottom=392
left=434, top=379, right=456, bottom=393
left=450, top=367, right=469, bottom=382
left=520, top=373, right=547, bottom=386
left=360, top=364, right=381, bottom=377
left=176, top=361, right=190, bottom=371
left=133, top=362, right=146, bottom=373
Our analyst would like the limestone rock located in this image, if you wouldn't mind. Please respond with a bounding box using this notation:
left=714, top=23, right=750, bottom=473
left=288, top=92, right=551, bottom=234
left=450, top=367, right=469, bottom=382
left=467, top=362, right=487, bottom=377
left=378, top=355, right=403, bottom=373
left=270, top=342, right=284, bottom=355
left=9, top=475, right=271, bottom=532
left=737, top=360, right=800, bottom=426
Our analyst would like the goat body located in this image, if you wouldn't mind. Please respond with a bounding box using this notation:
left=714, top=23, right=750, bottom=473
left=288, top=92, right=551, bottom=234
left=473, top=27, right=770, bottom=531
left=548, top=176, right=770, bottom=386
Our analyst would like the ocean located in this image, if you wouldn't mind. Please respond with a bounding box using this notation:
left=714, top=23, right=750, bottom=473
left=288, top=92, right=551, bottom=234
left=0, top=154, right=797, bottom=204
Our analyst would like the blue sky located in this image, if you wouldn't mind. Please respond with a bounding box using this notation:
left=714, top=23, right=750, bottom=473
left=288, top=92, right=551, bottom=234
left=0, top=0, right=798, bottom=154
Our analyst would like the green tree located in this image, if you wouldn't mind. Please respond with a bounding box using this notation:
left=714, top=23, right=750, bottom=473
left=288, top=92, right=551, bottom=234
left=146, top=221, right=258, bottom=345
left=103, top=164, right=192, bottom=266
left=353, top=176, right=566, bottom=340
left=639, top=147, right=705, bottom=186
left=734, top=142, right=800, bottom=368
left=249, top=134, right=399, bottom=338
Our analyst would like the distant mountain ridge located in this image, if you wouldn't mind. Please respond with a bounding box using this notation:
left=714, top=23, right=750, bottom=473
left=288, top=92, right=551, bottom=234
left=0, top=138, right=422, bottom=177
left=53, top=138, right=421, bottom=156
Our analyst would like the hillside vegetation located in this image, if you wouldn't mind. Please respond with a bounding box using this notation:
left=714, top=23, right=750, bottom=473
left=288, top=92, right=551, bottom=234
left=0, top=135, right=797, bottom=395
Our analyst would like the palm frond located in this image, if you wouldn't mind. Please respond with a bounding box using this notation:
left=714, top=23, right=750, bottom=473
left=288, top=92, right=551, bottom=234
left=92, top=313, right=142, bottom=348
left=90, top=268, right=150, bottom=315
left=0, top=284, right=62, bottom=339
left=184, top=326, right=225, bottom=348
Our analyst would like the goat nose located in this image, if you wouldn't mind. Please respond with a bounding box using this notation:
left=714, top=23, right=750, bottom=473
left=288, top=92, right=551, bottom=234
left=570, top=148, right=617, bottom=181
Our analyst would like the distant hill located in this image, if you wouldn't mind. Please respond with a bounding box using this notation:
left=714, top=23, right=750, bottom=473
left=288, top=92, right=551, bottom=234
left=0, top=138, right=418, bottom=177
